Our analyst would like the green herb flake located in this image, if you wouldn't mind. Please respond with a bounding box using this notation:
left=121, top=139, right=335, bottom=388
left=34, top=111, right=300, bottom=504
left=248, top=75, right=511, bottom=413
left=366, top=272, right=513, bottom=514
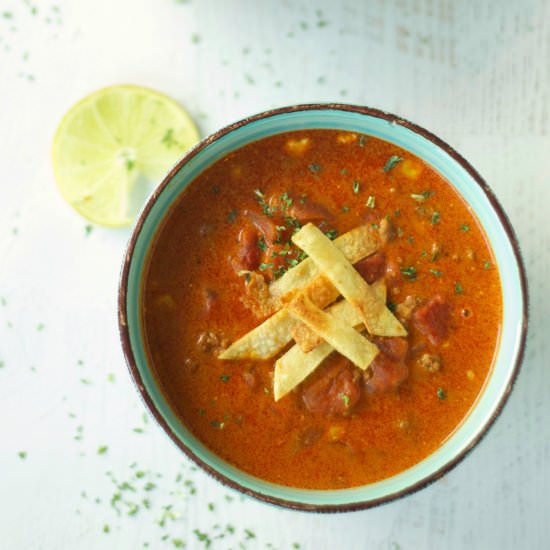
left=244, top=529, right=256, bottom=540
left=172, top=539, right=185, bottom=548
left=18, top=451, right=27, bottom=460
left=339, top=393, right=350, bottom=407
left=103, top=524, right=110, bottom=534
left=340, top=168, right=349, bottom=176
left=400, top=266, right=418, bottom=281
left=191, top=33, right=201, bottom=44
left=431, top=211, right=441, bottom=225
left=84, top=224, right=93, bottom=236
left=257, top=236, right=267, bottom=251
left=97, top=446, right=108, bottom=455
left=161, top=128, right=178, bottom=148
left=259, top=262, right=274, bottom=271
left=455, top=281, right=464, bottom=294
left=133, top=428, right=144, bottom=434
left=210, top=420, right=225, bottom=429
left=410, top=190, right=433, bottom=202
left=227, top=209, right=238, bottom=224
left=437, top=387, right=447, bottom=400
left=429, top=269, right=442, bottom=277
left=220, top=374, right=230, bottom=382
left=460, top=224, right=470, bottom=232
left=308, top=163, right=321, bottom=173
left=280, top=192, right=293, bottom=209
left=342, top=205, right=350, bottom=213
left=483, top=261, right=492, bottom=269
left=371, top=223, right=379, bottom=230
left=325, top=229, right=338, bottom=240
left=366, top=195, right=376, bottom=208
left=383, top=155, right=403, bottom=173
left=358, top=135, right=366, bottom=147
left=2, top=11, right=13, bottom=19
left=352, top=180, right=360, bottom=193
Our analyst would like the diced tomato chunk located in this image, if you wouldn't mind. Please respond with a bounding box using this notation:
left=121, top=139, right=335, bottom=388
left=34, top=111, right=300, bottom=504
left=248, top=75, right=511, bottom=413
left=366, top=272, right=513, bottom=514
left=354, top=253, right=387, bottom=284
left=243, top=209, right=278, bottom=244
left=289, top=200, right=334, bottom=224
left=302, top=359, right=360, bottom=416
left=232, top=226, right=260, bottom=272
left=412, top=295, right=451, bottom=346
left=373, top=337, right=409, bottom=362
left=366, top=354, right=409, bottom=393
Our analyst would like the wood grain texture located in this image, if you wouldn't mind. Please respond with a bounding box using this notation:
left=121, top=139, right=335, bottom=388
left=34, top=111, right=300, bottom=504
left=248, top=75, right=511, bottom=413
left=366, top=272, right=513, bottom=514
left=0, top=0, right=548, bottom=548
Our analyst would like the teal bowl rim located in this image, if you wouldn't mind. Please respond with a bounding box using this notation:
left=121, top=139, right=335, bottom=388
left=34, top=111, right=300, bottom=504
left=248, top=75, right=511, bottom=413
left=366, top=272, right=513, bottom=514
left=118, top=103, right=528, bottom=512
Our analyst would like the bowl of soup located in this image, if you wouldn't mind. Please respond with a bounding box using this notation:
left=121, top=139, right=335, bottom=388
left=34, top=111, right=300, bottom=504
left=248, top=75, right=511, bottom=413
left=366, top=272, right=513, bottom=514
left=119, top=104, right=527, bottom=511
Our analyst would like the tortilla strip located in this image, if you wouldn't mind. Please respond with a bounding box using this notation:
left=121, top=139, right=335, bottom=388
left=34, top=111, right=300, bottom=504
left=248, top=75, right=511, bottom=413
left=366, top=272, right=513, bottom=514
left=292, top=279, right=387, bottom=353
left=220, top=225, right=378, bottom=361
left=218, top=308, right=296, bottom=360
left=273, top=340, right=333, bottom=401
left=292, top=223, right=406, bottom=337
left=287, top=294, right=379, bottom=370
left=269, top=224, right=379, bottom=303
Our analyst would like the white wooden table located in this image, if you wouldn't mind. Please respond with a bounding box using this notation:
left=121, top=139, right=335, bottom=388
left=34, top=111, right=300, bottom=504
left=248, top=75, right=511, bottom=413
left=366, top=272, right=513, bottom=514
left=1, top=1, right=548, bottom=548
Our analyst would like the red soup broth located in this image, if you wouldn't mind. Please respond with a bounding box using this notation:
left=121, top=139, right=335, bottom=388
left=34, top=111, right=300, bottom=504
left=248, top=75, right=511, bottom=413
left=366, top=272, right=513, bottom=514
left=142, top=130, right=502, bottom=490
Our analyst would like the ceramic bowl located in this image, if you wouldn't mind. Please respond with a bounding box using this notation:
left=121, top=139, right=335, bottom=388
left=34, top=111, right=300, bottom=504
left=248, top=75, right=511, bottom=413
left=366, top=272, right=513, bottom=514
left=119, top=104, right=528, bottom=512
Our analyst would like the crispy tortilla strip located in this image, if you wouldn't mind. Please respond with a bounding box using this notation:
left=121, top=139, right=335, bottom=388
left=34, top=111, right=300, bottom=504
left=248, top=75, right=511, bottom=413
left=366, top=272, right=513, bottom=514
left=292, top=223, right=406, bottom=337
left=287, top=294, right=379, bottom=370
left=218, top=308, right=296, bottom=360
left=269, top=225, right=378, bottom=302
left=292, top=280, right=387, bottom=352
left=274, top=341, right=333, bottom=401
left=221, top=226, right=378, bottom=361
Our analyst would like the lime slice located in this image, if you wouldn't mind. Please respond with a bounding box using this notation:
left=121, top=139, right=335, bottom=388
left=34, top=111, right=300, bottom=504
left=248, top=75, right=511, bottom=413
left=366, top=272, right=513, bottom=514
left=52, top=84, right=200, bottom=227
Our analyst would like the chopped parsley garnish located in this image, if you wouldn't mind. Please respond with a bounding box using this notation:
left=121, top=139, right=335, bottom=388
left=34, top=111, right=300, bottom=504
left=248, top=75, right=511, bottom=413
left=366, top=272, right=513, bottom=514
left=410, top=190, right=433, bottom=202
left=383, top=155, right=403, bottom=173
left=299, top=194, right=307, bottom=204
left=420, top=250, right=428, bottom=258
left=455, top=281, right=464, bottom=294
left=84, top=224, right=93, bottom=236
left=259, top=262, right=274, bottom=271
left=210, top=420, right=225, bottom=429
left=339, top=393, right=350, bottom=407
left=227, top=209, right=238, bottom=223
left=460, top=224, right=470, bottom=232
left=340, top=168, right=349, bottom=175
left=394, top=209, right=401, bottom=217
left=358, top=135, right=366, bottom=147
left=366, top=195, right=376, bottom=208
left=352, top=180, right=360, bottom=193
left=342, top=205, right=350, bottom=213
left=257, top=236, right=267, bottom=251
left=220, top=374, right=230, bottom=382
left=97, top=446, right=108, bottom=455
left=431, top=211, right=441, bottom=224
left=18, top=451, right=27, bottom=460
left=483, top=261, right=492, bottom=269
left=429, top=269, right=442, bottom=277
left=280, top=192, right=293, bottom=210
left=371, top=223, right=379, bottom=230
left=400, top=266, right=417, bottom=280
left=308, top=163, right=321, bottom=173
left=254, top=189, right=274, bottom=217
left=437, top=387, right=447, bottom=400
left=325, top=229, right=338, bottom=240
